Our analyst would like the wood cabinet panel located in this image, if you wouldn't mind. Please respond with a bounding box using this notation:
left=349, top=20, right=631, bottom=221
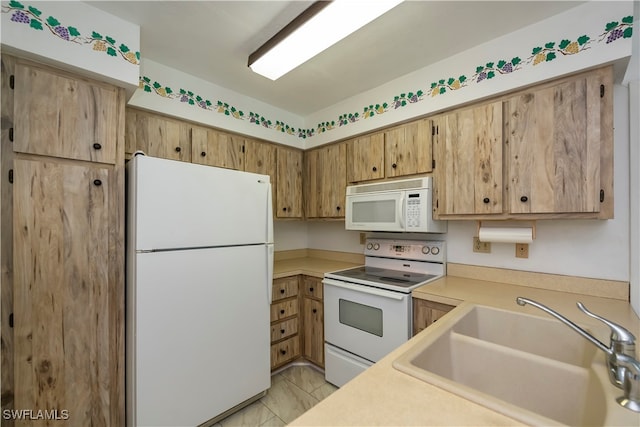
left=190, top=126, right=244, bottom=170
left=305, top=143, right=346, bottom=218
left=270, top=336, right=300, bottom=369
left=434, top=101, right=503, bottom=216
left=276, top=146, right=303, bottom=218
left=302, top=276, right=323, bottom=299
left=384, top=119, right=432, bottom=178
left=125, top=109, right=191, bottom=161
left=505, top=70, right=606, bottom=214
left=347, top=133, right=385, bottom=183
left=13, top=158, right=122, bottom=425
left=271, top=318, right=299, bottom=342
left=413, top=299, right=455, bottom=336
left=272, top=276, right=299, bottom=302
left=302, top=298, right=324, bottom=367
left=14, top=62, right=118, bottom=164
left=270, top=299, right=299, bottom=322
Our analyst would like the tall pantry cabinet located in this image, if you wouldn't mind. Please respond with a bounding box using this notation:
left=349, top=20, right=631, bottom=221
left=1, top=55, right=125, bottom=426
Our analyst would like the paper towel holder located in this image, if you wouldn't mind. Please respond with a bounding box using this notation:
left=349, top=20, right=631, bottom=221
left=475, top=220, right=537, bottom=241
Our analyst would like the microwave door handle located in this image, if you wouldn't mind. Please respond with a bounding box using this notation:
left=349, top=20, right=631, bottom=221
left=397, top=195, right=405, bottom=229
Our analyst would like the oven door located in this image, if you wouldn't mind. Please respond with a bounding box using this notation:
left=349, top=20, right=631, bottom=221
left=323, top=278, right=411, bottom=363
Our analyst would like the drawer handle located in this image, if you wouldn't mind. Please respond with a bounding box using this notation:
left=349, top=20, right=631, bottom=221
left=93, top=179, right=102, bottom=186
left=280, top=309, right=285, bottom=315
left=520, top=196, right=528, bottom=202
left=280, top=329, right=285, bottom=334
left=309, top=287, right=314, bottom=292
left=280, top=289, right=285, bottom=294
left=175, top=146, right=181, bottom=153
left=280, top=349, right=287, bottom=355
left=483, top=197, right=490, bottom=204
left=312, top=309, right=317, bottom=314
left=372, top=166, right=377, bottom=172
left=92, top=143, right=102, bottom=150
left=200, top=151, right=206, bottom=157
left=392, top=163, right=397, bottom=169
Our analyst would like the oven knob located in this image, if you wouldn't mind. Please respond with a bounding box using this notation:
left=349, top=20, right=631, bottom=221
left=366, top=243, right=373, bottom=250
left=421, top=246, right=430, bottom=254
left=431, top=246, right=440, bottom=255
left=373, top=243, right=380, bottom=250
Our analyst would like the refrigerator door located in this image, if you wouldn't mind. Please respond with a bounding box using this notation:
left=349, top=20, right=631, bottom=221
left=129, top=155, right=272, bottom=251
left=128, top=245, right=270, bottom=427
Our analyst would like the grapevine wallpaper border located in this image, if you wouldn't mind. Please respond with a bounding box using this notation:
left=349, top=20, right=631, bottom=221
left=2, top=0, right=632, bottom=142
left=140, top=14, right=632, bottom=141
left=1, top=1, right=140, bottom=65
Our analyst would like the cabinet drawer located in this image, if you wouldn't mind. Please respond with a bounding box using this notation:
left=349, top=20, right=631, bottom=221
left=271, top=336, right=300, bottom=369
left=270, top=318, right=299, bottom=342
left=302, top=276, right=323, bottom=299
left=270, top=299, right=298, bottom=322
left=272, top=277, right=299, bottom=302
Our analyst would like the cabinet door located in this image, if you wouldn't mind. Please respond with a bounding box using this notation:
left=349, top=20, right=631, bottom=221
left=190, top=127, right=244, bottom=170
left=347, top=133, right=385, bottom=183
left=304, top=148, right=321, bottom=218
left=276, top=146, right=303, bottom=218
left=302, top=298, right=324, bottom=367
left=434, top=102, right=503, bottom=215
left=320, top=143, right=347, bottom=217
left=412, top=299, right=455, bottom=336
left=505, top=69, right=608, bottom=214
left=125, top=109, right=191, bottom=162
left=13, top=158, right=122, bottom=425
left=245, top=139, right=277, bottom=213
left=14, top=62, right=118, bottom=164
left=384, top=119, right=432, bottom=178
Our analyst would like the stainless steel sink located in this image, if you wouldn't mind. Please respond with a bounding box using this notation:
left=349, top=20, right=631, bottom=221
left=393, top=303, right=639, bottom=426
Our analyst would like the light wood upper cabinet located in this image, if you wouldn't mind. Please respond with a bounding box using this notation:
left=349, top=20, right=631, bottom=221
left=384, top=119, right=432, bottom=178
left=505, top=67, right=613, bottom=216
left=245, top=139, right=277, bottom=212
left=305, top=143, right=346, bottom=218
left=191, top=126, right=244, bottom=170
left=347, top=133, right=385, bottom=183
left=433, top=65, right=613, bottom=220
left=434, top=101, right=503, bottom=216
left=14, top=62, right=118, bottom=164
left=276, top=146, right=303, bottom=218
left=125, top=109, right=191, bottom=161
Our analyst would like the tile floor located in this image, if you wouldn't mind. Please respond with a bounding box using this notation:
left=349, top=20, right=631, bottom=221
left=214, top=364, right=338, bottom=426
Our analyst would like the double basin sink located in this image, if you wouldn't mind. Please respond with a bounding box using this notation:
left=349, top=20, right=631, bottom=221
left=393, top=303, right=639, bottom=426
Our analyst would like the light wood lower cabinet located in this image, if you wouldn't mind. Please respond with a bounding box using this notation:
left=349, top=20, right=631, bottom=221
left=413, top=299, right=456, bottom=336
left=301, top=277, right=324, bottom=367
left=269, top=275, right=325, bottom=370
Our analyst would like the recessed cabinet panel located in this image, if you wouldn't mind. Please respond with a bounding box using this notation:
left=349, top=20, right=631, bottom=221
left=14, top=63, right=118, bottom=164
left=347, top=133, right=385, bottom=183
left=385, top=119, right=432, bottom=178
left=276, top=147, right=303, bottom=218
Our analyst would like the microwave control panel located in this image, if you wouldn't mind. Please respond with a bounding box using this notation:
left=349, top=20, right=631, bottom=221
left=406, top=192, right=423, bottom=229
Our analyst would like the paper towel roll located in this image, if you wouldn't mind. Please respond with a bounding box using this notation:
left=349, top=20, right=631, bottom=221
left=478, top=227, right=533, bottom=243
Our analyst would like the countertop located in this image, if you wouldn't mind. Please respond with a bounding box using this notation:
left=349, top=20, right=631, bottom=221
left=273, top=251, right=363, bottom=279
left=289, top=264, right=640, bottom=426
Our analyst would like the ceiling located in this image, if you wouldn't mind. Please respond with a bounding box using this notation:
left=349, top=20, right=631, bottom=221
left=87, top=1, right=584, bottom=116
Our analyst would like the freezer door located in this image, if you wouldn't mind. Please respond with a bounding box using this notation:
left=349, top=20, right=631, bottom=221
left=129, top=156, right=272, bottom=250
left=128, top=245, right=271, bottom=427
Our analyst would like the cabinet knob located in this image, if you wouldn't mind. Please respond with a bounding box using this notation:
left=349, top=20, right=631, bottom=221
left=280, top=349, right=287, bottom=355
left=483, top=197, right=490, bottom=204
left=282, top=207, right=287, bottom=212
left=392, top=163, right=397, bottom=169
left=312, top=309, right=317, bottom=314
left=309, top=287, right=314, bottom=292
left=92, top=143, right=102, bottom=150
left=280, top=309, right=285, bottom=315
left=280, top=289, right=285, bottom=294
left=520, top=196, right=528, bottom=202
left=175, top=146, right=181, bottom=153
left=280, top=329, right=285, bottom=334
left=372, top=166, right=377, bottom=172
left=93, top=179, right=102, bottom=186
left=336, top=206, right=341, bottom=211
left=200, top=151, right=206, bottom=157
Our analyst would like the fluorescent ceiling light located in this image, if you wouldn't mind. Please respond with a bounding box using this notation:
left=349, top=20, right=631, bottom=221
left=248, top=0, right=404, bottom=81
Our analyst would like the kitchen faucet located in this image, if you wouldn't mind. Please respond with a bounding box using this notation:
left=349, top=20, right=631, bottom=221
left=516, top=297, right=640, bottom=413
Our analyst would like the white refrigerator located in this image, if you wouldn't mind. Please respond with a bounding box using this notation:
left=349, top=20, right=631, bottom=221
left=126, top=155, right=274, bottom=427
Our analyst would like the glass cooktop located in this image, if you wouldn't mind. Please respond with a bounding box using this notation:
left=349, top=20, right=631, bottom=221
left=327, top=266, right=438, bottom=290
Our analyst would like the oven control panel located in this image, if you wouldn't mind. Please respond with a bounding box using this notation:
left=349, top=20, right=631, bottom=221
left=364, top=238, right=445, bottom=263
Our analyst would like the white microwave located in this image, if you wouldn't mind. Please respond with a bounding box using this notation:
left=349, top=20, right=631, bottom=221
left=345, top=177, right=447, bottom=233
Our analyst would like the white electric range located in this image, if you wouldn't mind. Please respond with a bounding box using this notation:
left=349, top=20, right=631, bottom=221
left=322, top=238, right=445, bottom=387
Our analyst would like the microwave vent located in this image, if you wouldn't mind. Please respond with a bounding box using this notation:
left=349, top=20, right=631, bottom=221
left=347, top=177, right=431, bottom=195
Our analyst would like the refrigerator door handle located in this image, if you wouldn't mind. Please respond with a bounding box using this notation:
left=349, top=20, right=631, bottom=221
left=267, top=244, right=274, bottom=304
left=266, top=183, right=274, bottom=244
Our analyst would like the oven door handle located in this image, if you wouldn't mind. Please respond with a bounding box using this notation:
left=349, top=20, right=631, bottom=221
left=322, top=278, right=405, bottom=301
